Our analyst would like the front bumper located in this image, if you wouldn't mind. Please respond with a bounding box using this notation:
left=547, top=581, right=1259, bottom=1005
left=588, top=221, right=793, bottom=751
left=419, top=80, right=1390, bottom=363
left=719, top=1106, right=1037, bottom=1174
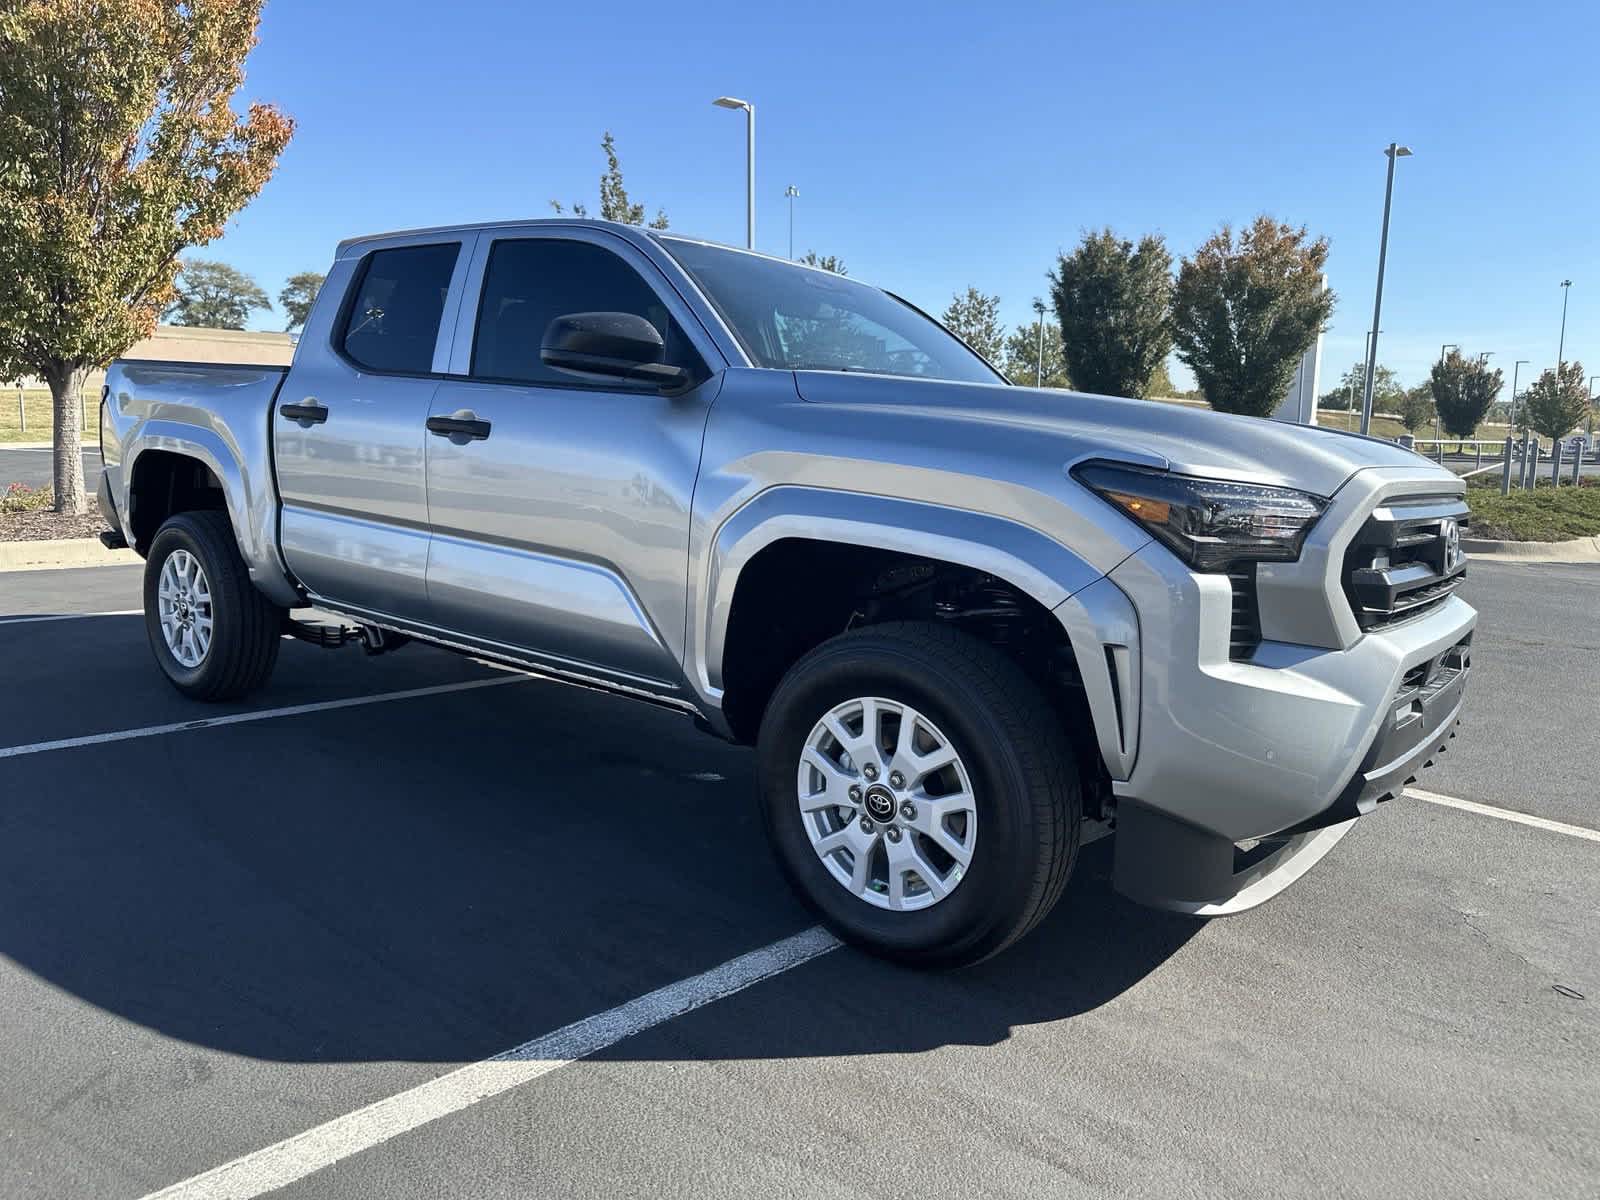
left=1079, top=534, right=1476, bottom=916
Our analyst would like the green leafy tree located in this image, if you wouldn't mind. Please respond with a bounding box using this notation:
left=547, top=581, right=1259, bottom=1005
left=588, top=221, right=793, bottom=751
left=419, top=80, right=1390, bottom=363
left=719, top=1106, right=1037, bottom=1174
left=1321, top=361, right=1400, bottom=413
left=1397, top=383, right=1436, bottom=433
left=1049, top=229, right=1172, bottom=398
left=1519, top=361, right=1590, bottom=440
left=1428, top=350, right=1503, bottom=438
left=551, top=131, right=668, bottom=228
left=167, top=259, right=271, bottom=329
left=1002, top=321, right=1070, bottom=388
left=940, top=287, right=1003, bottom=364
left=1172, top=216, right=1336, bottom=418
left=279, top=270, right=325, bottom=331
left=800, top=251, right=847, bottom=274
left=0, top=0, right=292, bottom=513
left=1144, top=361, right=1178, bottom=399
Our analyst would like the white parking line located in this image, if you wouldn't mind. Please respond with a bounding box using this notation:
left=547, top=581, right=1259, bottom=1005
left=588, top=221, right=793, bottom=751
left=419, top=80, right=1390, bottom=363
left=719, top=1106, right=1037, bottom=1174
left=138, top=925, right=841, bottom=1200
left=0, top=675, right=532, bottom=761
left=0, top=609, right=141, bottom=626
left=1405, top=787, right=1600, bottom=843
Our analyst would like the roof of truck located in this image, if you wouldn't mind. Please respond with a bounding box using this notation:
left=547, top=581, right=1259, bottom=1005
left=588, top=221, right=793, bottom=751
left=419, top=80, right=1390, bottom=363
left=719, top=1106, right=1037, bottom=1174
left=335, top=217, right=663, bottom=258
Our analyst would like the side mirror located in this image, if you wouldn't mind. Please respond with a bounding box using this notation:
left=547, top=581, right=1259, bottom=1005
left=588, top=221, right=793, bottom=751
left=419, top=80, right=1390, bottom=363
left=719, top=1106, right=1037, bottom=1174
left=540, top=312, right=687, bottom=388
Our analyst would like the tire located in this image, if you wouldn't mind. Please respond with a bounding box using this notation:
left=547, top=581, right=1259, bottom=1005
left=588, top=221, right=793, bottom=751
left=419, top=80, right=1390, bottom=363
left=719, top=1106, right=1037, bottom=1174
left=143, top=510, right=283, bottom=701
left=757, top=621, right=1080, bottom=968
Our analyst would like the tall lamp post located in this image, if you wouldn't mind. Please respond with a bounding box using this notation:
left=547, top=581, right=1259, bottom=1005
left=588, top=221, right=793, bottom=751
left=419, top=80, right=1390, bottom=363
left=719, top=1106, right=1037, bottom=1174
left=1361, top=143, right=1413, bottom=435
left=1509, top=359, right=1529, bottom=429
left=783, top=185, right=798, bottom=259
left=1032, top=298, right=1047, bottom=387
left=1556, top=279, right=1573, bottom=376
left=712, top=96, right=755, bottom=249
left=1440, top=343, right=1457, bottom=363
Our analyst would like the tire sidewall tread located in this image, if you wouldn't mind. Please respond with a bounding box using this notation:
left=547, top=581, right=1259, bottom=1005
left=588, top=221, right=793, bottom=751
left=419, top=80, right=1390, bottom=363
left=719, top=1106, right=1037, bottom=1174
left=758, top=621, right=1081, bottom=968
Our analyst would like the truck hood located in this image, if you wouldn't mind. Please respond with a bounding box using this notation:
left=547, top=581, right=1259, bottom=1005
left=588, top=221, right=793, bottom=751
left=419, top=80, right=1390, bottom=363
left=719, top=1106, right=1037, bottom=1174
left=793, top=372, right=1439, bottom=499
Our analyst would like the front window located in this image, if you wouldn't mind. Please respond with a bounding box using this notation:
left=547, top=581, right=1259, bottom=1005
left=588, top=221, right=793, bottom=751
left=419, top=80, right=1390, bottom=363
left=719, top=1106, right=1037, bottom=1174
left=661, top=238, right=1002, bottom=385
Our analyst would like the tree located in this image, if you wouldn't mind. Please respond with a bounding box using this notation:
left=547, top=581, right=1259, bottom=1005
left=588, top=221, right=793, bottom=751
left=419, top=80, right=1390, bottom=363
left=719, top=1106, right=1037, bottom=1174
left=940, top=287, right=1003, bottom=364
left=279, top=271, right=325, bottom=331
left=551, top=131, right=668, bottom=228
left=1428, top=350, right=1503, bottom=438
left=1320, top=361, right=1400, bottom=413
left=0, top=2, right=292, bottom=513
left=1001, top=321, right=1071, bottom=389
left=1397, top=384, right=1436, bottom=434
left=1049, top=229, right=1172, bottom=398
left=800, top=251, right=847, bottom=274
left=1172, top=216, right=1336, bottom=418
left=1519, top=361, right=1590, bottom=440
left=1144, top=361, right=1178, bottom=399
left=167, top=260, right=271, bottom=329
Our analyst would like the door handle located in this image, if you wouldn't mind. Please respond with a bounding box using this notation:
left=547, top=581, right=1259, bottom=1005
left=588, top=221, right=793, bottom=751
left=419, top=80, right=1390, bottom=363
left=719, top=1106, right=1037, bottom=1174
left=279, top=399, right=328, bottom=425
left=426, top=412, right=492, bottom=441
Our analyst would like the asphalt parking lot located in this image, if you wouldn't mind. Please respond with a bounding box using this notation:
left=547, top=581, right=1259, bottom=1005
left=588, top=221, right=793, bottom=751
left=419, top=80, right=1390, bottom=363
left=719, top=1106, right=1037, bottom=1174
left=1, top=558, right=1596, bottom=1199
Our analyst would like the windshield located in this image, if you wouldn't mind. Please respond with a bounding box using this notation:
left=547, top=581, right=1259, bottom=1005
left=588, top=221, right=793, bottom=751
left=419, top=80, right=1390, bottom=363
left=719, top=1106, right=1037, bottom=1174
left=660, top=238, right=1003, bottom=385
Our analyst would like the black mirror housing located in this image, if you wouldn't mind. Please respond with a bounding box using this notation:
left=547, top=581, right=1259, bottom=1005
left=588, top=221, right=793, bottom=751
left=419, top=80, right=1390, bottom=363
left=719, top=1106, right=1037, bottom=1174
left=540, top=312, right=687, bottom=388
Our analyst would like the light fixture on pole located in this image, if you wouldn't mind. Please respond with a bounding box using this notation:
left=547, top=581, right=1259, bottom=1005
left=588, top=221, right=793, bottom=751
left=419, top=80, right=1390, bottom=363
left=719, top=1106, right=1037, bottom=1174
left=1440, top=343, right=1457, bottom=362
left=1032, top=298, right=1047, bottom=387
left=712, top=96, right=755, bottom=249
left=1510, top=359, right=1529, bottom=428
left=1362, top=143, right=1413, bottom=435
left=1479, top=351, right=1495, bottom=363
left=783, top=185, right=798, bottom=259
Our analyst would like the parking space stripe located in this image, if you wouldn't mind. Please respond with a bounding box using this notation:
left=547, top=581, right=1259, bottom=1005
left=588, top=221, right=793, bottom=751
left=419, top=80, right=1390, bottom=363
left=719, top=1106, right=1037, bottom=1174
left=136, top=926, right=841, bottom=1200
left=1405, top=787, right=1600, bottom=843
left=0, top=675, right=532, bottom=761
left=0, top=609, right=141, bottom=626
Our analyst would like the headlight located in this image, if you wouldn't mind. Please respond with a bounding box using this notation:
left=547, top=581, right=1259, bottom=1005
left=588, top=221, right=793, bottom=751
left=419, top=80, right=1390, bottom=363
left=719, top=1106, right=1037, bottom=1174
left=1073, top=461, right=1327, bottom=571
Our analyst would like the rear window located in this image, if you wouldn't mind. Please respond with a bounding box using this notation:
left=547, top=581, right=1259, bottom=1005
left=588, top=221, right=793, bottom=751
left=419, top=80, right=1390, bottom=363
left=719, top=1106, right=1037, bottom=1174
left=340, top=244, right=460, bottom=374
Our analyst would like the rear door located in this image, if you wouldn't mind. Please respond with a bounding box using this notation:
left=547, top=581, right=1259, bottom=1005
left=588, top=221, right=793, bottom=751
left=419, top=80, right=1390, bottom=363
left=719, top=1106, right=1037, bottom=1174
left=274, top=236, right=472, bottom=615
left=422, top=227, right=723, bottom=691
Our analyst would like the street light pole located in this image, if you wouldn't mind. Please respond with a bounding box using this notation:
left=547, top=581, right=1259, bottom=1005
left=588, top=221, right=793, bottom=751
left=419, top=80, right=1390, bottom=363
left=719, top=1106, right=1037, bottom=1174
left=1556, top=279, right=1573, bottom=378
left=1032, top=298, right=1047, bottom=387
left=1362, top=143, right=1413, bottom=435
left=712, top=96, right=755, bottom=249
left=1510, top=359, right=1529, bottom=428
left=783, top=185, right=798, bottom=259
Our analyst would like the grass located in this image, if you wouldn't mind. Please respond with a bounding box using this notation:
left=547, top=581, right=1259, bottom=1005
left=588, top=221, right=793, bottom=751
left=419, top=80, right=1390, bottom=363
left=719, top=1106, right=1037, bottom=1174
left=1464, top=477, right=1600, bottom=541
left=0, top=388, right=97, bottom=444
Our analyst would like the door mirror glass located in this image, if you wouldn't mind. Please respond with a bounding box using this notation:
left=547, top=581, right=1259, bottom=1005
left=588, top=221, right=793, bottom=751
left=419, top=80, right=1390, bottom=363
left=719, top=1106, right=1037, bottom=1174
left=540, top=312, right=687, bottom=388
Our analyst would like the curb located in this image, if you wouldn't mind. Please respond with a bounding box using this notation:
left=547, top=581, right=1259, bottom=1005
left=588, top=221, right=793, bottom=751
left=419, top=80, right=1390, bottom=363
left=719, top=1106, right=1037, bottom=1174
left=1463, top=534, right=1600, bottom=563
left=0, top=537, right=139, bottom=573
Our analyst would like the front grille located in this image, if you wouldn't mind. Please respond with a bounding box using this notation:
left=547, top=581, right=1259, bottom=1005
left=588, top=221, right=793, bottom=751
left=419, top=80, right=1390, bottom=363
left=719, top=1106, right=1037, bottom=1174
left=1343, top=495, right=1470, bottom=630
left=1228, top=564, right=1261, bottom=660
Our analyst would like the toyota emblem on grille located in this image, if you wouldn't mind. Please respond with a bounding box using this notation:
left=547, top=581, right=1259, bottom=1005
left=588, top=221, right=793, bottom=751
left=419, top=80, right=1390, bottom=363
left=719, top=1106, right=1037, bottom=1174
left=1441, top=518, right=1462, bottom=571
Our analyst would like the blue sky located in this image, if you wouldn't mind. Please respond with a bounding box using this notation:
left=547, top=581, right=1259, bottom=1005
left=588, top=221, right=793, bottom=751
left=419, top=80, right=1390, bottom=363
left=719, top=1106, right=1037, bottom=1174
left=217, top=0, right=1599, bottom=395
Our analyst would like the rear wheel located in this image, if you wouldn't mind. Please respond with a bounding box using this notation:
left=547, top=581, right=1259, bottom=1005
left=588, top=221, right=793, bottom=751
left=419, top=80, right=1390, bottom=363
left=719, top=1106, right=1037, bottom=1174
left=757, top=622, right=1080, bottom=968
left=143, top=510, right=283, bottom=701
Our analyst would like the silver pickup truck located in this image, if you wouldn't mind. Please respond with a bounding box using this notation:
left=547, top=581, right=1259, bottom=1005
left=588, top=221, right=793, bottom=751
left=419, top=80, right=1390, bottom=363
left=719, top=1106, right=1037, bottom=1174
left=99, top=218, right=1475, bottom=966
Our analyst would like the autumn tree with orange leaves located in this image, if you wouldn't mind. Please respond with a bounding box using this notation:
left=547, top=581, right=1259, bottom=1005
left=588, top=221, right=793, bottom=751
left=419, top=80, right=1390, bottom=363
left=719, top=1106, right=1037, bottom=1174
left=0, top=1, right=293, bottom=513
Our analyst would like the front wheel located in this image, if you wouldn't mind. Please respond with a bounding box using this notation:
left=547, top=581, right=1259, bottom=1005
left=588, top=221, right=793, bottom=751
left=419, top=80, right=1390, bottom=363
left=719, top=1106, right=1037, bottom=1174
left=143, top=510, right=283, bottom=701
left=757, top=622, right=1081, bottom=968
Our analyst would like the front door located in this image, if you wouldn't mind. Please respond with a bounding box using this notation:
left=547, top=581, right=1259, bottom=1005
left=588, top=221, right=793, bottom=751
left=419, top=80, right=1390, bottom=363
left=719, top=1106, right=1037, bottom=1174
left=274, top=237, right=469, bottom=615
left=422, top=229, right=720, bottom=692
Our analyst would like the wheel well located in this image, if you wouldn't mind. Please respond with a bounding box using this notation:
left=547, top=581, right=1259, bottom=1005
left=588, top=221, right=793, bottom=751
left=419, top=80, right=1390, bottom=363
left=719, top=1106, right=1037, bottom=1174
left=718, top=538, right=1111, bottom=815
left=127, top=451, right=228, bottom=553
